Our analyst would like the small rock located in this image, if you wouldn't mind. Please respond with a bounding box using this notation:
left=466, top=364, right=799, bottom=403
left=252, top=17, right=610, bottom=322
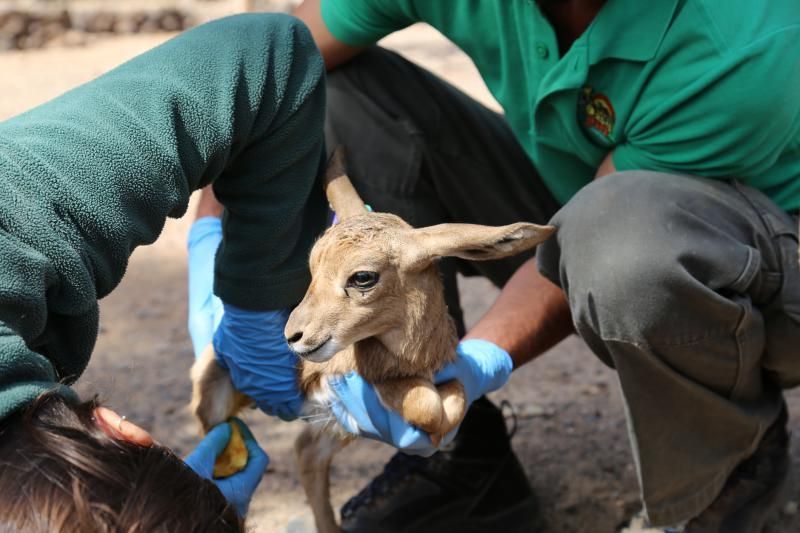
left=40, top=20, right=69, bottom=44
left=582, top=384, right=601, bottom=395
left=85, top=12, right=116, bottom=33
left=115, top=12, right=148, bottom=34
left=18, top=32, right=46, bottom=50
left=138, top=15, right=162, bottom=34
left=782, top=501, right=798, bottom=516
left=0, top=35, right=16, bottom=51
left=618, top=512, right=665, bottom=533
left=581, top=381, right=609, bottom=396
left=285, top=513, right=316, bottom=533
left=515, top=403, right=554, bottom=419
left=57, top=29, right=87, bottom=48
left=0, top=11, right=30, bottom=38
left=157, top=9, right=184, bottom=32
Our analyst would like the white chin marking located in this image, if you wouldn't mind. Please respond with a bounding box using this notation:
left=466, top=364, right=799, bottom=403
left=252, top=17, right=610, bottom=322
left=300, top=338, right=343, bottom=363
left=301, top=381, right=355, bottom=437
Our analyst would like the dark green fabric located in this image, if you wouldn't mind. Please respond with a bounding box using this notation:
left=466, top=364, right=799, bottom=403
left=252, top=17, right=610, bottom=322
left=0, top=13, right=327, bottom=420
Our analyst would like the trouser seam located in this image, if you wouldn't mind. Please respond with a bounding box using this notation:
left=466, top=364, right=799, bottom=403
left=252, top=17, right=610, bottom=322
left=730, top=180, right=775, bottom=235
left=645, top=422, right=765, bottom=526
left=730, top=296, right=753, bottom=400
left=598, top=334, right=764, bottom=524
left=597, top=333, right=766, bottom=525
left=729, top=247, right=761, bottom=294
left=645, top=467, right=729, bottom=526
left=598, top=328, right=735, bottom=348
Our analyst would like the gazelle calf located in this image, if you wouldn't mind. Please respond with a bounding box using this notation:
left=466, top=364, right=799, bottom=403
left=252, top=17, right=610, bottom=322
left=190, top=151, right=554, bottom=532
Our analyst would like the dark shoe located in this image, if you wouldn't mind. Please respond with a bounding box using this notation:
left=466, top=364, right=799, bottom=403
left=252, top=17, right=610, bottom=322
left=619, top=406, right=790, bottom=533
left=686, top=405, right=790, bottom=533
left=340, top=397, right=543, bottom=533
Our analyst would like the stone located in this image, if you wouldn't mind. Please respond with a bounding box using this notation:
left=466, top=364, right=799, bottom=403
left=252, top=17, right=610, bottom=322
left=516, top=403, right=554, bottom=419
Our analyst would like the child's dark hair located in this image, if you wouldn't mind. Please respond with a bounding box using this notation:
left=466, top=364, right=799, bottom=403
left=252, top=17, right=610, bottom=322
left=0, top=391, right=244, bottom=532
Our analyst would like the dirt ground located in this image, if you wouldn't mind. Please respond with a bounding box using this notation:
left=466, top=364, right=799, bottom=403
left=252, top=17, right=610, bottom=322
left=2, top=13, right=800, bottom=533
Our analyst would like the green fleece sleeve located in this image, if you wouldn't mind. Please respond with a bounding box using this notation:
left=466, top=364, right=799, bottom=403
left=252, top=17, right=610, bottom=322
left=0, top=13, right=327, bottom=420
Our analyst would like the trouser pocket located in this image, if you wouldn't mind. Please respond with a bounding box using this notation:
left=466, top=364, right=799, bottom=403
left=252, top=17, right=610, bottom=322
left=732, top=184, right=800, bottom=388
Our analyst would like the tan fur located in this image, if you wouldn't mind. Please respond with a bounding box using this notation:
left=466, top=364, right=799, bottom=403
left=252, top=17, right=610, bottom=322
left=190, top=150, right=555, bottom=532
left=320, top=148, right=368, bottom=221
left=190, top=346, right=251, bottom=433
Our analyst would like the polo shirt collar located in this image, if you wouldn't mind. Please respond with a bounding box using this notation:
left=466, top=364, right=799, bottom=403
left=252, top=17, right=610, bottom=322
left=586, top=0, right=680, bottom=64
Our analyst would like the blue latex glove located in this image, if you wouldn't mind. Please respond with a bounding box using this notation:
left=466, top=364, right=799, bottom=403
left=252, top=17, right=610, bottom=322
left=187, top=216, right=304, bottom=420
left=431, top=339, right=514, bottom=404
left=329, top=339, right=513, bottom=456
left=184, top=418, right=269, bottom=516
left=187, top=217, right=225, bottom=358
left=213, top=304, right=304, bottom=421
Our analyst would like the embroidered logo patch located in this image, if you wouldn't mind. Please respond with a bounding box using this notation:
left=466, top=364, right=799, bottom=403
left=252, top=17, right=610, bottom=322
left=578, top=86, right=615, bottom=139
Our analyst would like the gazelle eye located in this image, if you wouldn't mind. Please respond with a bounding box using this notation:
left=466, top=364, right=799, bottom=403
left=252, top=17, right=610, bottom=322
left=347, top=271, right=379, bottom=289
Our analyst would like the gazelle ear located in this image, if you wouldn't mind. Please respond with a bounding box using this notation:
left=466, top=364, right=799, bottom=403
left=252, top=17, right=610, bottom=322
left=324, top=147, right=368, bottom=221
left=403, top=222, right=555, bottom=270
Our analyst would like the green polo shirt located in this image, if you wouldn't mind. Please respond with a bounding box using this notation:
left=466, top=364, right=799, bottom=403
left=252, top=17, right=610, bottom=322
left=321, top=0, right=800, bottom=211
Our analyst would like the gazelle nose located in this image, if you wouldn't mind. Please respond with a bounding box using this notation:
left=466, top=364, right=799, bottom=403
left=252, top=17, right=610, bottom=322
left=286, top=331, right=303, bottom=344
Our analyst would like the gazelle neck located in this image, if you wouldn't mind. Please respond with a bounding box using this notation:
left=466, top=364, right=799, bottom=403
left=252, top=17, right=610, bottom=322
left=354, top=268, right=458, bottom=380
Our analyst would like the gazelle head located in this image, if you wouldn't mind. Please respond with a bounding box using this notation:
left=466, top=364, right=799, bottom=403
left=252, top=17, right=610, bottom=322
left=284, top=149, right=555, bottom=363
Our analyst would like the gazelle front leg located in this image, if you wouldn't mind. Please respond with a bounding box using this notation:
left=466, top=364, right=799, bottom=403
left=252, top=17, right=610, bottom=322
left=374, top=377, right=466, bottom=446
left=436, top=379, right=467, bottom=436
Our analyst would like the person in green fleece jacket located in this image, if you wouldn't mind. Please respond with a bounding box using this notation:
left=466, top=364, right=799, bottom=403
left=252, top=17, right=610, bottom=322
left=0, top=13, right=327, bottom=530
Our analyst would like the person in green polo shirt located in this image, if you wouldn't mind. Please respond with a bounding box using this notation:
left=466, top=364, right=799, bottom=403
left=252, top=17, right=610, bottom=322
left=202, top=0, right=800, bottom=531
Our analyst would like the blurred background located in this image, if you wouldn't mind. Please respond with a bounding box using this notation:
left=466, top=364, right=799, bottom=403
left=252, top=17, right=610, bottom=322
left=0, top=1, right=272, bottom=52
left=1, top=1, right=799, bottom=531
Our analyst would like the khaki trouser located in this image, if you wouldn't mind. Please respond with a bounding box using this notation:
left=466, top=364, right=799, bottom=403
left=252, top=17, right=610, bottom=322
left=324, top=47, right=800, bottom=525
left=537, top=173, right=800, bottom=524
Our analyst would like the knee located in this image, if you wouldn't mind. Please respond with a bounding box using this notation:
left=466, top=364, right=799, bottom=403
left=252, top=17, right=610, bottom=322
left=538, top=173, right=703, bottom=341
left=540, top=172, right=683, bottom=281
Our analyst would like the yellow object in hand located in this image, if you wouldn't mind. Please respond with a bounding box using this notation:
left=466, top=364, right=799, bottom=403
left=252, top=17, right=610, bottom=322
left=213, top=420, right=249, bottom=479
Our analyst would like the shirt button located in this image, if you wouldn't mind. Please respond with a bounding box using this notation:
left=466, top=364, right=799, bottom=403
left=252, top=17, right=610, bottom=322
left=536, top=42, right=550, bottom=59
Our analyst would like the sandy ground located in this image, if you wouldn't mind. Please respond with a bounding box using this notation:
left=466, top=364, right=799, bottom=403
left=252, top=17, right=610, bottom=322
left=2, top=16, right=800, bottom=533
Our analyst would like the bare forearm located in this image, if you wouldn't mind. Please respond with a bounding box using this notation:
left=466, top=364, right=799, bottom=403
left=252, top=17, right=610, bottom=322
left=293, top=0, right=364, bottom=71
left=195, top=186, right=224, bottom=220
left=463, top=257, right=573, bottom=368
